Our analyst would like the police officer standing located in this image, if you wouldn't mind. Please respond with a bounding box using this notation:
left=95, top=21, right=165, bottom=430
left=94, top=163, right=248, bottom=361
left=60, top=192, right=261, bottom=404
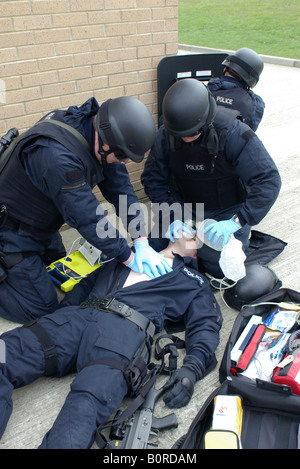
left=208, top=47, right=265, bottom=131
left=0, top=96, right=171, bottom=323
left=141, top=78, right=281, bottom=278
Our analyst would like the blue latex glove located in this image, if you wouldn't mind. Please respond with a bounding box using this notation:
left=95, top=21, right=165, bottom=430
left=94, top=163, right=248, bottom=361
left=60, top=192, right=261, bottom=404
left=204, top=218, right=240, bottom=248
left=131, top=239, right=172, bottom=278
left=165, top=220, right=194, bottom=243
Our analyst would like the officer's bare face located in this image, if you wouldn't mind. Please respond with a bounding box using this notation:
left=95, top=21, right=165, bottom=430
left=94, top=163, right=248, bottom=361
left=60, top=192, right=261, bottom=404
left=106, top=152, right=129, bottom=164
left=181, top=133, right=202, bottom=143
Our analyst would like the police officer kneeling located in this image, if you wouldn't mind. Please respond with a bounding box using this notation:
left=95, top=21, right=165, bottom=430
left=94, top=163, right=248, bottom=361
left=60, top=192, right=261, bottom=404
left=141, top=78, right=281, bottom=278
left=0, top=97, right=172, bottom=323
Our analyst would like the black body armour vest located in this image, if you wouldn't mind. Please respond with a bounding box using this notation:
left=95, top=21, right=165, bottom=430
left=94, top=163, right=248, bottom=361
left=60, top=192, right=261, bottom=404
left=167, top=107, right=246, bottom=211
left=210, top=86, right=254, bottom=129
left=0, top=111, right=99, bottom=239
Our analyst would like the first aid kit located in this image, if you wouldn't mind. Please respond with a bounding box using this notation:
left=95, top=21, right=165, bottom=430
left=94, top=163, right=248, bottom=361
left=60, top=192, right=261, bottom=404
left=174, top=287, right=300, bottom=449
left=204, top=395, right=243, bottom=448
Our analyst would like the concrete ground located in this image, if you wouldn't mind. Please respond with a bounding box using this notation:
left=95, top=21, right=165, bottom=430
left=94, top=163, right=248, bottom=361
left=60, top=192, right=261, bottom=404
left=0, top=51, right=299, bottom=450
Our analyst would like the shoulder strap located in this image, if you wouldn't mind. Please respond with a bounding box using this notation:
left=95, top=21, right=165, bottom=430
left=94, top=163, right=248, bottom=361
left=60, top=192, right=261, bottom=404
left=0, top=118, right=92, bottom=175
left=39, top=119, right=90, bottom=152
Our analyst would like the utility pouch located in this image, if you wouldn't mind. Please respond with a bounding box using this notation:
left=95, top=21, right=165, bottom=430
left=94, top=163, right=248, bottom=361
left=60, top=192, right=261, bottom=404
left=0, top=251, right=39, bottom=284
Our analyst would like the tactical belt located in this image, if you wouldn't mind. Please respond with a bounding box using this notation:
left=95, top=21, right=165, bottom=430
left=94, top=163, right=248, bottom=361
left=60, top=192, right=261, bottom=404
left=80, top=297, right=155, bottom=339
left=23, top=320, right=58, bottom=376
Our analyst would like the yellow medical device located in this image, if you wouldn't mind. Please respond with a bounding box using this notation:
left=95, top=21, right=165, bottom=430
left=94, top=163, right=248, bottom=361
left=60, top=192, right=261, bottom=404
left=47, top=250, right=102, bottom=293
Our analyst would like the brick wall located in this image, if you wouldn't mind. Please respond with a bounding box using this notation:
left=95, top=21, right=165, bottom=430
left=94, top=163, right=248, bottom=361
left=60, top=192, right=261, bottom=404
left=0, top=0, right=178, bottom=202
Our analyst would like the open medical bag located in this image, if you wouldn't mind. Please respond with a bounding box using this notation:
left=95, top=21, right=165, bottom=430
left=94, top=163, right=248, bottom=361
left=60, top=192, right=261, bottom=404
left=174, top=288, right=300, bottom=449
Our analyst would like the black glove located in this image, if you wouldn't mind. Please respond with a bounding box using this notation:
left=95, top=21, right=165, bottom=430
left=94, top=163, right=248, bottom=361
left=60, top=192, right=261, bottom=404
left=163, top=355, right=205, bottom=409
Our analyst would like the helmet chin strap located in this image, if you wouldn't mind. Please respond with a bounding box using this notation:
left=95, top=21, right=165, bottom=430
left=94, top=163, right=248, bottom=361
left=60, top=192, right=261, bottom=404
left=199, top=92, right=219, bottom=174
left=99, top=152, right=108, bottom=169
left=201, top=91, right=217, bottom=132
left=96, top=99, right=114, bottom=170
left=97, top=136, right=111, bottom=169
left=224, top=66, right=249, bottom=89
left=97, top=99, right=118, bottom=148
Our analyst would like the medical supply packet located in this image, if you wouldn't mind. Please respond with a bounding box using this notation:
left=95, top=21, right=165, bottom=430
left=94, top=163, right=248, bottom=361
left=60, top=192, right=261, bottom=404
left=263, top=307, right=300, bottom=333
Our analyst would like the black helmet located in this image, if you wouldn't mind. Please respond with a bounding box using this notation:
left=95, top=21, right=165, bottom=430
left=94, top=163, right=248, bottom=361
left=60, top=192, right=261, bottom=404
left=224, top=263, right=281, bottom=310
left=97, top=97, right=156, bottom=163
left=222, top=48, right=264, bottom=88
left=162, top=79, right=217, bottom=137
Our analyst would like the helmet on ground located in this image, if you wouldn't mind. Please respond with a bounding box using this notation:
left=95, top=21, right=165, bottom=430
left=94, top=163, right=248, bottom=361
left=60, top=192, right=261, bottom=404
left=162, top=79, right=217, bottom=137
left=97, top=97, right=156, bottom=163
left=222, top=48, right=264, bottom=88
left=224, top=263, right=281, bottom=310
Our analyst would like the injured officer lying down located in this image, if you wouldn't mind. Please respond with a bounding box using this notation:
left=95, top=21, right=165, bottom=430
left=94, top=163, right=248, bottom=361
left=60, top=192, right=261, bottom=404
left=0, top=227, right=222, bottom=449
